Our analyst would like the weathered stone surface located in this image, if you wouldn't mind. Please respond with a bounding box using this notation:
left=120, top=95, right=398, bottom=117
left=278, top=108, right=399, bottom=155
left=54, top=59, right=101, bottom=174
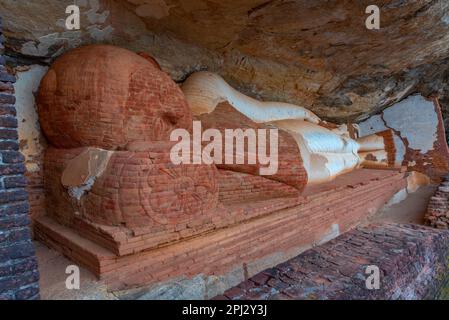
left=216, top=223, right=449, bottom=300
left=2, top=1, right=449, bottom=122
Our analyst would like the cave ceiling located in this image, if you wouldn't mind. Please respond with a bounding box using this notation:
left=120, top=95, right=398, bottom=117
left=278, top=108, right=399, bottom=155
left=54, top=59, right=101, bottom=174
left=1, top=0, right=449, bottom=122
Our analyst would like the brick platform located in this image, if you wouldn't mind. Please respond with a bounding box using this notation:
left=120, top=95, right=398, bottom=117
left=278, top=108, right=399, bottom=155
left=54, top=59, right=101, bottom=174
left=216, top=223, right=449, bottom=300
left=35, top=168, right=406, bottom=291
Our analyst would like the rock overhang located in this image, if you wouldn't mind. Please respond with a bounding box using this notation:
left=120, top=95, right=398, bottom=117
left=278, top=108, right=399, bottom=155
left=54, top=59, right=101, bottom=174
left=1, top=0, right=449, bottom=122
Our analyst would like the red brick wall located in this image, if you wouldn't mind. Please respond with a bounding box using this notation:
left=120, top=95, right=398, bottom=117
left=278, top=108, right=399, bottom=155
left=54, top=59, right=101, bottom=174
left=25, top=152, right=45, bottom=220
left=35, top=169, right=406, bottom=290
left=218, top=169, right=298, bottom=203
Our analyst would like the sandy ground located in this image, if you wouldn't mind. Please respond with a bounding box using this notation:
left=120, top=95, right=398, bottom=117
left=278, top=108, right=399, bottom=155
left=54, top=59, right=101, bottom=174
left=370, top=185, right=436, bottom=225
left=36, top=185, right=437, bottom=300
left=35, top=241, right=117, bottom=300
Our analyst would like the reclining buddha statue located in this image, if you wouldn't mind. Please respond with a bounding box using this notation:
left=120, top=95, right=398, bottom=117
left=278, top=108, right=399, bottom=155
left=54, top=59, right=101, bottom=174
left=182, top=71, right=397, bottom=186
left=36, top=45, right=396, bottom=253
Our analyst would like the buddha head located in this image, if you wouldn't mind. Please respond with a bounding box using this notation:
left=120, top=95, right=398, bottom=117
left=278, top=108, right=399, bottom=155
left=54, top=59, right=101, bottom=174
left=37, top=44, right=193, bottom=150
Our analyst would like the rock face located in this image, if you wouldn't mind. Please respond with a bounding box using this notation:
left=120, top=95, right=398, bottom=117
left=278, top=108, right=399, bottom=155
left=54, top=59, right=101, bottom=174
left=2, top=0, right=449, bottom=122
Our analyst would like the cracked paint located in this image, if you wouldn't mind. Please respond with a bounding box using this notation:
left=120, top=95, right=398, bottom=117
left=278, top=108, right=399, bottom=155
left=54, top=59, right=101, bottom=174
left=14, top=65, right=48, bottom=172
left=382, top=95, right=438, bottom=153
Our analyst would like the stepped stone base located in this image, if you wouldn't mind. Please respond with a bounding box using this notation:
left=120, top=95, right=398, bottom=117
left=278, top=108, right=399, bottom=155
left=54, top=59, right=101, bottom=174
left=216, top=223, right=449, bottom=300
left=35, top=168, right=406, bottom=293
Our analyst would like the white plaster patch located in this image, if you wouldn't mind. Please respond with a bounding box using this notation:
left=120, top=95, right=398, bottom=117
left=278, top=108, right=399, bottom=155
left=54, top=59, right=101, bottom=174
left=21, top=32, right=83, bottom=57
left=392, top=135, right=406, bottom=165
left=87, top=25, right=114, bottom=41
left=86, top=0, right=110, bottom=24
left=383, top=95, right=438, bottom=153
left=62, top=148, right=113, bottom=200
left=68, top=176, right=96, bottom=201
left=385, top=188, right=408, bottom=207
left=14, top=65, right=48, bottom=172
left=317, top=223, right=340, bottom=245
left=358, top=114, right=386, bottom=136
left=358, top=114, right=406, bottom=166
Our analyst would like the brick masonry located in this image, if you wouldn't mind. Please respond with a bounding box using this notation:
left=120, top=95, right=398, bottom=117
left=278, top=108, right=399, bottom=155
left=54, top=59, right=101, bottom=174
left=215, top=223, right=449, bottom=300
left=0, top=17, right=40, bottom=300
left=425, top=174, right=449, bottom=229
left=35, top=168, right=406, bottom=291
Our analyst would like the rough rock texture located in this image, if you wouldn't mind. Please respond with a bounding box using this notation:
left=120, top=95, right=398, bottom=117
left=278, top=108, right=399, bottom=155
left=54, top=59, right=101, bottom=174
left=2, top=0, right=449, bottom=122
left=425, top=174, right=449, bottom=229
left=0, top=17, right=40, bottom=300
left=215, top=223, right=449, bottom=300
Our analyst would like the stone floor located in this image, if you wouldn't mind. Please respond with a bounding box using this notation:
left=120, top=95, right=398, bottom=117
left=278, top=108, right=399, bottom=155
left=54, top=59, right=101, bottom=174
left=35, top=185, right=441, bottom=300
left=215, top=223, right=449, bottom=300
